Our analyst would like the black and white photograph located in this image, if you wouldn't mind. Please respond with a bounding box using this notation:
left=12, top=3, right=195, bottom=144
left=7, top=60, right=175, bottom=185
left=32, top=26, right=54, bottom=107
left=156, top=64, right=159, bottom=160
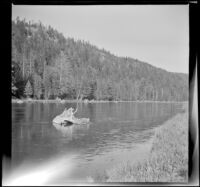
left=4, top=3, right=194, bottom=185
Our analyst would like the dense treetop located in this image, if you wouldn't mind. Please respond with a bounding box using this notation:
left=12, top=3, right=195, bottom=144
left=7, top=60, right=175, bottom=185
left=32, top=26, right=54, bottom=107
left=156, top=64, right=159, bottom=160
left=12, top=18, right=188, bottom=101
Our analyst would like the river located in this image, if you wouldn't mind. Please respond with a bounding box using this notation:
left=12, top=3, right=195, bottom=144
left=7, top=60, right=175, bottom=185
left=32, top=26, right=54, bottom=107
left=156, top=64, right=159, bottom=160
left=10, top=102, right=183, bottom=184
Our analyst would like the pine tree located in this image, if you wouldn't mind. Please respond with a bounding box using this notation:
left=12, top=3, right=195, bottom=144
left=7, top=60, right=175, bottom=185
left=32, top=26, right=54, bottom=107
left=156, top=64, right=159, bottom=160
left=12, top=63, right=17, bottom=96
left=11, top=18, right=189, bottom=101
left=24, top=80, right=33, bottom=98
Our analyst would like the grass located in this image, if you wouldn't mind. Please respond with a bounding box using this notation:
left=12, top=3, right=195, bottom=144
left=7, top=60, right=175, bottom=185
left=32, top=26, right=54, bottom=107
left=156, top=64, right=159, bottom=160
left=90, top=103, right=188, bottom=183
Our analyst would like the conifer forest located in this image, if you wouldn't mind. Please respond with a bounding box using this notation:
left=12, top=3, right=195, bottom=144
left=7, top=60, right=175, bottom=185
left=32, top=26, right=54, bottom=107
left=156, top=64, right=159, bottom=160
left=12, top=18, right=188, bottom=101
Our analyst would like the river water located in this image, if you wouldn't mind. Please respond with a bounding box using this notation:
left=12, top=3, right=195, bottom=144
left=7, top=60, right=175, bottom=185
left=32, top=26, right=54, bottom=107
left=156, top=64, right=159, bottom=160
left=10, top=102, right=183, bottom=184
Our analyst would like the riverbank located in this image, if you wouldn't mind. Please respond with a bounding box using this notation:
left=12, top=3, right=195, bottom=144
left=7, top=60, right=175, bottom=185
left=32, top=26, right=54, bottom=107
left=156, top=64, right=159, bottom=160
left=12, top=98, right=188, bottom=104
left=90, top=103, right=188, bottom=183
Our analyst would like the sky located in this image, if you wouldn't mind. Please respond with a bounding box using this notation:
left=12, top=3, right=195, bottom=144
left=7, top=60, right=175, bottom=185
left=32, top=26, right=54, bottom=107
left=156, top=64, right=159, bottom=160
left=12, top=5, right=189, bottom=73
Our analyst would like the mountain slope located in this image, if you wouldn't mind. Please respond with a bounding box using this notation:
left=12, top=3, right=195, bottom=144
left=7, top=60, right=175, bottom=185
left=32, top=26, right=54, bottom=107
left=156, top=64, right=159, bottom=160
left=12, top=18, right=188, bottom=101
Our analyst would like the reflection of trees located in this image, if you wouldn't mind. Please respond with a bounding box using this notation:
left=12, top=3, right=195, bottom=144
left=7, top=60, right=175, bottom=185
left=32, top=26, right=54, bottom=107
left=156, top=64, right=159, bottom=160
left=12, top=106, right=25, bottom=124
left=40, top=103, right=44, bottom=120
left=87, top=103, right=95, bottom=121
left=144, top=103, right=153, bottom=118
left=33, top=103, right=40, bottom=122
left=95, top=103, right=116, bottom=121
left=25, top=104, right=30, bottom=122
left=30, top=104, right=34, bottom=121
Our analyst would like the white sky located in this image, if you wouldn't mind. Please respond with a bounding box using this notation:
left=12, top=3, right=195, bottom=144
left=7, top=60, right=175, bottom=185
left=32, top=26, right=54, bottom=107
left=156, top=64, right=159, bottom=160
left=12, top=5, right=189, bottom=73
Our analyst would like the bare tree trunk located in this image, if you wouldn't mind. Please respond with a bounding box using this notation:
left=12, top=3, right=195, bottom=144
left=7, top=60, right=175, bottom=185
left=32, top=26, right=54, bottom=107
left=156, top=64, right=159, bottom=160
left=74, top=89, right=81, bottom=114
left=161, top=88, right=163, bottom=100
left=60, top=61, right=62, bottom=87
left=29, top=52, right=32, bottom=76
left=22, top=45, right=25, bottom=78
left=74, top=73, right=84, bottom=114
left=155, top=89, right=158, bottom=101
left=145, top=88, right=147, bottom=101
left=152, top=89, right=155, bottom=101
left=80, top=94, right=83, bottom=101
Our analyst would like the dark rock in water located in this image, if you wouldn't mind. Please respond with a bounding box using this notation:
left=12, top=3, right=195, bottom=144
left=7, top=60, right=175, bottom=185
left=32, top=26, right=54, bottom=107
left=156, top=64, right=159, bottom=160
left=62, top=120, right=73, bottom=126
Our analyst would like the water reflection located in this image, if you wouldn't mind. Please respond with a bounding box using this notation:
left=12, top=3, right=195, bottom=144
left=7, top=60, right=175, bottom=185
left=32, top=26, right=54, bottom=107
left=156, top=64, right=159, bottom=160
left=11, top=102, right=183, bottom=181
left=12, top=107, right=25, bottom=123
left=52, top=123, right=90, bottom=140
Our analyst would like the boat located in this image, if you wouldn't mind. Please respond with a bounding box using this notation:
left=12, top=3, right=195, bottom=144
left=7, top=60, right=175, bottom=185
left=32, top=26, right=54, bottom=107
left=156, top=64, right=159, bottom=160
left=52, top=108, right=90, bottom=125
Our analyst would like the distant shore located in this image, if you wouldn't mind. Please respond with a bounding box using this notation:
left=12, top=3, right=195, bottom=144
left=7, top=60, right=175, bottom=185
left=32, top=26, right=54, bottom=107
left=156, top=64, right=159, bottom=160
left=12, top=98, right=188, bottom=104
left=90, top=102, right=188, bottom=182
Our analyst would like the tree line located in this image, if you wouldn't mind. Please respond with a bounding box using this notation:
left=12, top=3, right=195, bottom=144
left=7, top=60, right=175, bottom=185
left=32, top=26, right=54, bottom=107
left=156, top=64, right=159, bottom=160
left=12, top=18, right=188, bottom=101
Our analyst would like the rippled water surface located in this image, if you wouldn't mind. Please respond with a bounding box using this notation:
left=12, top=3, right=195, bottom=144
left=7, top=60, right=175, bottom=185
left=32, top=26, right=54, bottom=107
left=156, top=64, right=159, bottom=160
left=11, top=102, right=183, bottom=183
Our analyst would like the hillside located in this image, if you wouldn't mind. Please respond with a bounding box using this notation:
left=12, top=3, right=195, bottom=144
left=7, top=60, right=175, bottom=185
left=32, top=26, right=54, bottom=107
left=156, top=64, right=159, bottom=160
left=12, top=18, right=188, bottom=101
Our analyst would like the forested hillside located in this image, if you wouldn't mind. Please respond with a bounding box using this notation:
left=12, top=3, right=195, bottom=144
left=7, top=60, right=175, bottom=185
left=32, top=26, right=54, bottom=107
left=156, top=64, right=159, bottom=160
left=12, top=18, right=188, bottom=101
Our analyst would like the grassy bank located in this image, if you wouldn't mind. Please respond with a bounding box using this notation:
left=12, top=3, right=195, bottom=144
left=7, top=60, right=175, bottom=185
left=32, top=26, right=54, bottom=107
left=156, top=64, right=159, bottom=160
left=91, top=103, right=188, bottom=183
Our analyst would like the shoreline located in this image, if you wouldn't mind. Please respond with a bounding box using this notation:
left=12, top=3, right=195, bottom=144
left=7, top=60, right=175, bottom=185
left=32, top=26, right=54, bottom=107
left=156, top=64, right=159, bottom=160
left=91, top=103, right=188, bottom=182
left=12, top=98, right=188, bottom=104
